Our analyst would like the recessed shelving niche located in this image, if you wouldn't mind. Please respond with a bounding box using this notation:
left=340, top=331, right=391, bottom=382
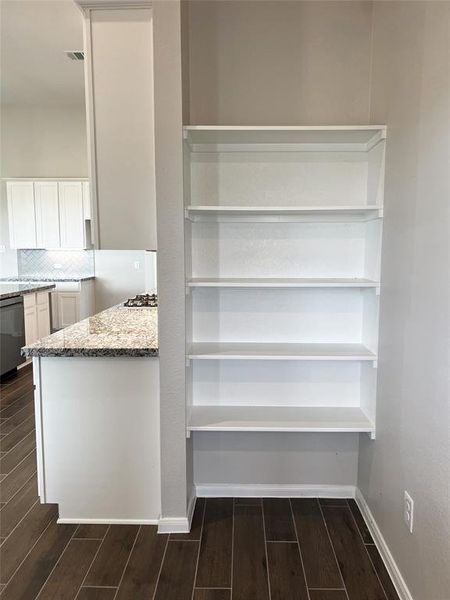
left=184, top=126, right=385, bottom=437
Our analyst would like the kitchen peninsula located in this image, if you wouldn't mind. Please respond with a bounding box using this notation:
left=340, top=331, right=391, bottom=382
left=22, top=301, right=160, bottom=525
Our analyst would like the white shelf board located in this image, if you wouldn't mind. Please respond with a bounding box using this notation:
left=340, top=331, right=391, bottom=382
left=187, top=342, right=377, bottom=361
left=187, top=277, right=379, bottom=289
left=184, top=125, right=387, bottom=151
left=188, top=405, right=375, bottom=434
left=185, top=205, right=383, bottom=222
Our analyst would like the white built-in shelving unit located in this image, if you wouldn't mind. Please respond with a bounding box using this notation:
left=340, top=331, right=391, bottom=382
left=183, top=126, right=386, bottom=439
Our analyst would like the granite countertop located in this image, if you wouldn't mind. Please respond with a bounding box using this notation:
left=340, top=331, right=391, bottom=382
left=0, top=276, right=95, bottom=283
left=22, top=303, right=158, bottom=358
left=0, top=282, right=56, bottom=301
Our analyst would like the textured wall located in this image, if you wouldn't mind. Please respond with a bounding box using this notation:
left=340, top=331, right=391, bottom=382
left=187, top=0, right=373, bottom=125
left=358, top=3, right=450, bottom=599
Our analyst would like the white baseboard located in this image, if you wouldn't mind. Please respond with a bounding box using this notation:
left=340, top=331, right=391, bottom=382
left=196, top=483, right=356, bottom=498
left=355, top=489, right=413, bottom=600
left=158, top=516, right=190, bottom=534
left=58, top=517, right=159, bottom=525
left=158, top=493, right=197, bottom=534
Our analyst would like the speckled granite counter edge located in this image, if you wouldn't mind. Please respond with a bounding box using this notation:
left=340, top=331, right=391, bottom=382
left=0, top=276, right=95, bottom=282
left=23, top=346, right=158, bottom=358
left=0, top=284, right=55, bottom=301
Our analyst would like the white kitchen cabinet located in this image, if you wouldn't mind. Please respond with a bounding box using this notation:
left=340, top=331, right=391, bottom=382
left=24, top=305, right=38, bottom=346
left=35, top=182, right=60, bottom=248
left=57, top=293, right=80, bottom=329
left=58, top=182, right=85, bottom=249
left=6, top=179, right=89, bottom=250
left=7, top=182, right=37, bottom=249
left=51, top=280, right=95, bottom=330
left=24, top=291, right=51, bottom=345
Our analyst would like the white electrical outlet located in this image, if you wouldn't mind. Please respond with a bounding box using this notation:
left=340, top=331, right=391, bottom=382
left=404, top=491, right=414, bottom=533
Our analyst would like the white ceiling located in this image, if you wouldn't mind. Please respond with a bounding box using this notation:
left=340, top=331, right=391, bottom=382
left=1, top=0, right=85, bottom=107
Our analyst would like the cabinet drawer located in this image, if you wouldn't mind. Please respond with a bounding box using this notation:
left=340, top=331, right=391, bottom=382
left=55, top=282, right=80, bottom=293
left=23, top=293, right=36, bottom=309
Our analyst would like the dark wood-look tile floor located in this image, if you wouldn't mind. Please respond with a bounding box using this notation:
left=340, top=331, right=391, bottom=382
left=0, top=365, right=401, bottom=600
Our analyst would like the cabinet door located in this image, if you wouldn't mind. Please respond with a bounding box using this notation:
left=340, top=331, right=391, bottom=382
left=58, top=293, right=80, bottom=328
left=82, top=181, right=91, bottom=220
left=37, top=304, right=51, bottom=339
left=36, top=292, right=51, bottom=339
left=7, top=182, right=37, bottom=249
left=24, top=305, right=38, bottom=345
left=35, top=182, right=60, bottom=248
left=58, top=182, right=85, bottom=249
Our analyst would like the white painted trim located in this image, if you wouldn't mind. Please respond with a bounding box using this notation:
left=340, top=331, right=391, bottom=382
left=355, top=489, right=413, bottom=600
left=158, top=517, right=190, bottom=534
left=157, top=493, right=196, bottom=534
left=58, top=517, right=159, bottom=525
left=187, top=492, right=197, bottom=528
left=196, top=484, right=356, bottom=499
left=76, top=0, right=151, bottom=10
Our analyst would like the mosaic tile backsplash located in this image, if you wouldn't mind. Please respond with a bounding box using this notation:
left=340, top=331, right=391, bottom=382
left=18, top=249, right=95, bottom=280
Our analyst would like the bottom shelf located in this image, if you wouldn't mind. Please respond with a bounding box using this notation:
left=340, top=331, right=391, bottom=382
left=188, top=405, right=374, bottom=434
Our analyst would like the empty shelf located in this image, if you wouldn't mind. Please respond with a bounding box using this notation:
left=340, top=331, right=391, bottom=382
left=184, top=125, right=386, bottom=150
left=187, top=277, right=379, bottom=289
left=187, top=342, right=377, bottom=361
left=188, top=405, right=375, bottom=434
left=185, top=205, right=383, bottom=222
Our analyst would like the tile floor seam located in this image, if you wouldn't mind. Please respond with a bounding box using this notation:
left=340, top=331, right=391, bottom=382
left=74, top=525, right=111, bottom=600
left=0, top=430, right=36, bottom=466
left=34, top=521, right=79, bottom=599
left=317, top=502, right=350, bottom=600
left=112, top=524, right=142, bottom=600
left=261, top=498, right=273, bottom=600
left=0, top=468, right=37, bottom=508
left=0, top=514, right=54, bottom=591
left=150, top=532, right=170, bottom=600
left=190, top=497, right=207, bottom=600
left=289, top=498, right=311, bottom=600
left=0, top=498, right=40, bottom=548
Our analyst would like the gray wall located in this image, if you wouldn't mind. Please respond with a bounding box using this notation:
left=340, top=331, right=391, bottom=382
left=153, top=0, right=192, bottom=520
left=187, top=0, right=373, bottom=125
left=1, top=105, right=88, bottom=177
left=358, top=3, right=450, bottom=599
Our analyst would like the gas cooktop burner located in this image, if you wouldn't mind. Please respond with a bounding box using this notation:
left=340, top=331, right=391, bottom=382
left=124, top=293, right=158, bottom=308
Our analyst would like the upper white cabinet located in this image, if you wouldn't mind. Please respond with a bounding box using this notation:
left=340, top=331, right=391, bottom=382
left=7, top=182, right=37, bottom=249
left=6, top=180, right=91, bottom=250
left=58, top=182, right=85, bottom=249
left=35, top=182, right=60, bottom=248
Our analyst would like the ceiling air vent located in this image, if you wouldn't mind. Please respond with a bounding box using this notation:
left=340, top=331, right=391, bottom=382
left=65, top=51, right=85, bottom=61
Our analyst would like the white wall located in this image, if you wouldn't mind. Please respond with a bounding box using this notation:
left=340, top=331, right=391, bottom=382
left=87, top=8, right=156, bottom=250
left=187, top=0, right=373, bottom=125
left=358, top=3, right=450, bottom=600
left=1, top=105, right=88, bottom=177
left=94, top=250, right=156, bottom=312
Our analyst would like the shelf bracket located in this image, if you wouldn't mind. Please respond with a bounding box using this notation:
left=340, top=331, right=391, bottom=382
left=185, top=285, right=191, bottom=296
left=186, top=428, right=191, bottom=439
left=185, top=357, right=191, bottom=368
left=372, top=360, right=378, bottom=369
left=375, top=285, right=381, bottom=296
left=368, top=431, right=376, bottom=440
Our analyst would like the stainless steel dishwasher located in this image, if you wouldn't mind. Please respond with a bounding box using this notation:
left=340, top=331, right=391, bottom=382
left=0, top=295, right=26, bottom=377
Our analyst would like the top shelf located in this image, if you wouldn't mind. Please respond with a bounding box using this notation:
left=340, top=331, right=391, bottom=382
left=185, top=205, right=383, bottom=223
left=183, top=125, right=387, bottom=152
